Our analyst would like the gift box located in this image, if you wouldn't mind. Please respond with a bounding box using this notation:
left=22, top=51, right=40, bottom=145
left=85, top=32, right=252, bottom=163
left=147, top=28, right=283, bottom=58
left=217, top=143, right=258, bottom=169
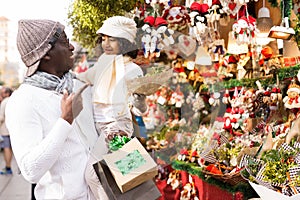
left=102, top=137, right=158, bottom=193
left=249, top=181, right=300, bottom=200
left=93, top=160, right=161, bottom=200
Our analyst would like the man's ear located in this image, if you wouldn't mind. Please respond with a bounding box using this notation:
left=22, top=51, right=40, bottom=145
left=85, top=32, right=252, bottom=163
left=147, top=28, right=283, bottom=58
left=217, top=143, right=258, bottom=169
left=42, top=53, right=51, bottom=60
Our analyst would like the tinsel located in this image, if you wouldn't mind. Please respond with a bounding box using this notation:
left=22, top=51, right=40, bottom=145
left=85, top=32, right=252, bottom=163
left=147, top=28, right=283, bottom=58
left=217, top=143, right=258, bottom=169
left=108, top=136, right=131, bottom=151
left=172, top=160, right=259, bottom=199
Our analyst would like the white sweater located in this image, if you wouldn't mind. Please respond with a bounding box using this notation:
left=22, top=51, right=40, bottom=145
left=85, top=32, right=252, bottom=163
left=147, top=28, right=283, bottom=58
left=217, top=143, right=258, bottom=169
left=5, top=82, right=96, bottom=200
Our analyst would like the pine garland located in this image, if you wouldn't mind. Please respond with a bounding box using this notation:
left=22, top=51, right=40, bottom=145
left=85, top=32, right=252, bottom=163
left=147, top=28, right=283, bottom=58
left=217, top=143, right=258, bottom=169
left=281, top=0, right=293, bottom=18
left=211, top=64, right=300, bottom=91
left=294, top=14, right=300, bottom=49
left=172, top=160, right=258, bottom=199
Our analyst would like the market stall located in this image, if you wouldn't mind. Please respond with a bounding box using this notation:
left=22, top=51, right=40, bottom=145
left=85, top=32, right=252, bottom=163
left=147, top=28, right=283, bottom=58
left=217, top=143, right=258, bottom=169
left=98, top=0, right=300, bottom=199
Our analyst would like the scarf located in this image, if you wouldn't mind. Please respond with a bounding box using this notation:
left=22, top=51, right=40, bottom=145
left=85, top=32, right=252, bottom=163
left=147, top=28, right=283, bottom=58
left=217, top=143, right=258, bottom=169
left=23, top=71, right=75, bottom=94
left=93, top=54, right=128, bottom=104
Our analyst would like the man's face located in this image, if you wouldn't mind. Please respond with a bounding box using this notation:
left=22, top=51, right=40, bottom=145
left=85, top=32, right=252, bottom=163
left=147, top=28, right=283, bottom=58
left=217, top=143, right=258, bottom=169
left=48, top=32, right=75, bottom=75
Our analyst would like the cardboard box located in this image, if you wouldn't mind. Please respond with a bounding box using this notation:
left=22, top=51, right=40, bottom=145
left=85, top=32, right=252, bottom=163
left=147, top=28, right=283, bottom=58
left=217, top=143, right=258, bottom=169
left=93, top=161, right=161, bottom=200
left=103, top=137, right=158, bottom=193
left=249, top=181, right=300, bottom=200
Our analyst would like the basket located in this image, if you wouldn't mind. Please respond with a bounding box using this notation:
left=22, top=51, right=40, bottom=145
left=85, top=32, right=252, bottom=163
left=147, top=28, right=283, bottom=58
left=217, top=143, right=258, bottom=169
left=202, top=168, right=247, bottom=186
left=127, top=69, right=173, bottom=96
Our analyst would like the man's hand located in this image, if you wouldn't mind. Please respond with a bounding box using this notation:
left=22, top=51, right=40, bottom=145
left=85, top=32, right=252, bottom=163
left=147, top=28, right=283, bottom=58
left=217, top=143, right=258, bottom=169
left=61, top=83, right=89, bottom=124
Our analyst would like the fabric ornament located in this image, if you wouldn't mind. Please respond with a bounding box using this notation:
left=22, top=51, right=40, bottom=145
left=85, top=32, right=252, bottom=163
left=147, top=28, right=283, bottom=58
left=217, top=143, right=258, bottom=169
left=189, top=2, right=209, bottom=42
left=232, top=16, right=248, bottom=44
left=177, top=35, right=197, bottom=57
left=206, top=4, right=226, bottom=30
left=283, top=82, right=300, bottom=109
left=269, top=87, right=281, bottom=111
left=208, top=92, right=220, bottom=106
left=162, top=5, right=190, bottom=31
left=154, top=17, right=175, bottom=49
left=220, top=0, right=243, bottom=18
left=222, top=89, right=231, bottom=104
left=141, top=16, right=155, bottom=58
left=178, top=148, right=189, bottom=162
left=232, top=15, right=257, bottom=45
left=141, top=16, right=175, bottom=58
left=180, top=175, right=198, bottom=200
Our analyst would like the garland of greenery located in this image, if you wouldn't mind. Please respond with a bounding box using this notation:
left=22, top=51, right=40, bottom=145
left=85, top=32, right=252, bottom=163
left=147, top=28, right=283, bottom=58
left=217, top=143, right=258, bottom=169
left=281, top=0, right=292, bottom=18
left=172, top=160, right=258, bottom=199
left=294, top=14, right=300, bottom=49
left=211, top=64, right=300, bottom=91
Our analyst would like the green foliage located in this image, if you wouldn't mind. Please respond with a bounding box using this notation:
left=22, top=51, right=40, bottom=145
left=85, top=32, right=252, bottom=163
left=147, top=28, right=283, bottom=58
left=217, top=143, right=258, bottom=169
left=260, top=148, right=298, bottom=184
left=68, top=0, right=137, bottom=51
left=212, top=64, right=300, bottom=91
left=279, top=0, right=293, bottom=18
left=267, top=0, right=278, bottom=7
left=294, top=14, right=300, bottom=50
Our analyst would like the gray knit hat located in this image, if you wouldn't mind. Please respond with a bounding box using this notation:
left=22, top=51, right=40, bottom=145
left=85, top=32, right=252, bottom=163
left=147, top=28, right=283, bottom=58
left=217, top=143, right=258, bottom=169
left=17, top=19, right=65, bottom=76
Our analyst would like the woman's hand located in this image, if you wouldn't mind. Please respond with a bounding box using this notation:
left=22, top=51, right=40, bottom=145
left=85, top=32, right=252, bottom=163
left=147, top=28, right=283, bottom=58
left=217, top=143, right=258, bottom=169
left=132, top=93, right=147, bottom=113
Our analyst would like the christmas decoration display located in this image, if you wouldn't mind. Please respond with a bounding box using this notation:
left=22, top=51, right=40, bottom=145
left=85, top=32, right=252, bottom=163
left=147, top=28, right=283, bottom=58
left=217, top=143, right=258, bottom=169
left=98, top=0, right=300, bottom=199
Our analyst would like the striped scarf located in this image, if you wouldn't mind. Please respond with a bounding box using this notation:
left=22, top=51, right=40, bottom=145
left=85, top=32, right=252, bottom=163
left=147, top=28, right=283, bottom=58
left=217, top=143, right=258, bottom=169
left=23, top=71, right=75, bottom=94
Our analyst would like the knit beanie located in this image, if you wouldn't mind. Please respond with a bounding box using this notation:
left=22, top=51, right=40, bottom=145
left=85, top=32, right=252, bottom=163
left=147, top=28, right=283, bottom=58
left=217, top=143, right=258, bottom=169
left=96, top=16, right=137, bottom=44
left=17, top=19, right=65, bottom=77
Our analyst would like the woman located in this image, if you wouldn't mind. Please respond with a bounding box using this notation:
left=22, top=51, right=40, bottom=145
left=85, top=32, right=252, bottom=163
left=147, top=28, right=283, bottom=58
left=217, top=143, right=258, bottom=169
left=77, top=16, right=148, bottom=199
left=77, top=15, right=147, bottom=143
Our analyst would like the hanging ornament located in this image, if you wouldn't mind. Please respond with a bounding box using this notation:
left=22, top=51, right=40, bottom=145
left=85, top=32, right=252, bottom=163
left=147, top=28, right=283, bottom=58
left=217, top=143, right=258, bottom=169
left=161, top=5, right=190, bottom=32
left=189, top=2, right=210, bottom=42
left=232, top=15, right=257, bottom=45
left=154, top=17, right=175, bottom=48
left=177, top=35, right=197, bottom=58
left=141, top=16, right=175, bottom=58
left=222, top=89, right=231, bottom=104
left=283, top=81, right=300, bottom=109
left=209, top=92, right=221, bottom=106
left=141, top=16, right=155, bottom=58
left=195, top=46, right=212, bottom=65
left=220, top=0, right=243, bottom=18
left=206, top=4, right=226, bottom=30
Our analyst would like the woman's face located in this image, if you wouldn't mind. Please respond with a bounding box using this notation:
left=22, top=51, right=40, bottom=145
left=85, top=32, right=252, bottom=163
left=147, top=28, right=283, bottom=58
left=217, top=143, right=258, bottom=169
left=101, top=35, right=120, bottom=55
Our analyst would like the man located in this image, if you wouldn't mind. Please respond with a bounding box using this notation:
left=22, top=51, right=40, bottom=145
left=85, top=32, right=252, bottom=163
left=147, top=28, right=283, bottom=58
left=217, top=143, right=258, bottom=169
left=5, top=19, right=102, bottom=200
left=0, top=86, right=13, bottom=175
